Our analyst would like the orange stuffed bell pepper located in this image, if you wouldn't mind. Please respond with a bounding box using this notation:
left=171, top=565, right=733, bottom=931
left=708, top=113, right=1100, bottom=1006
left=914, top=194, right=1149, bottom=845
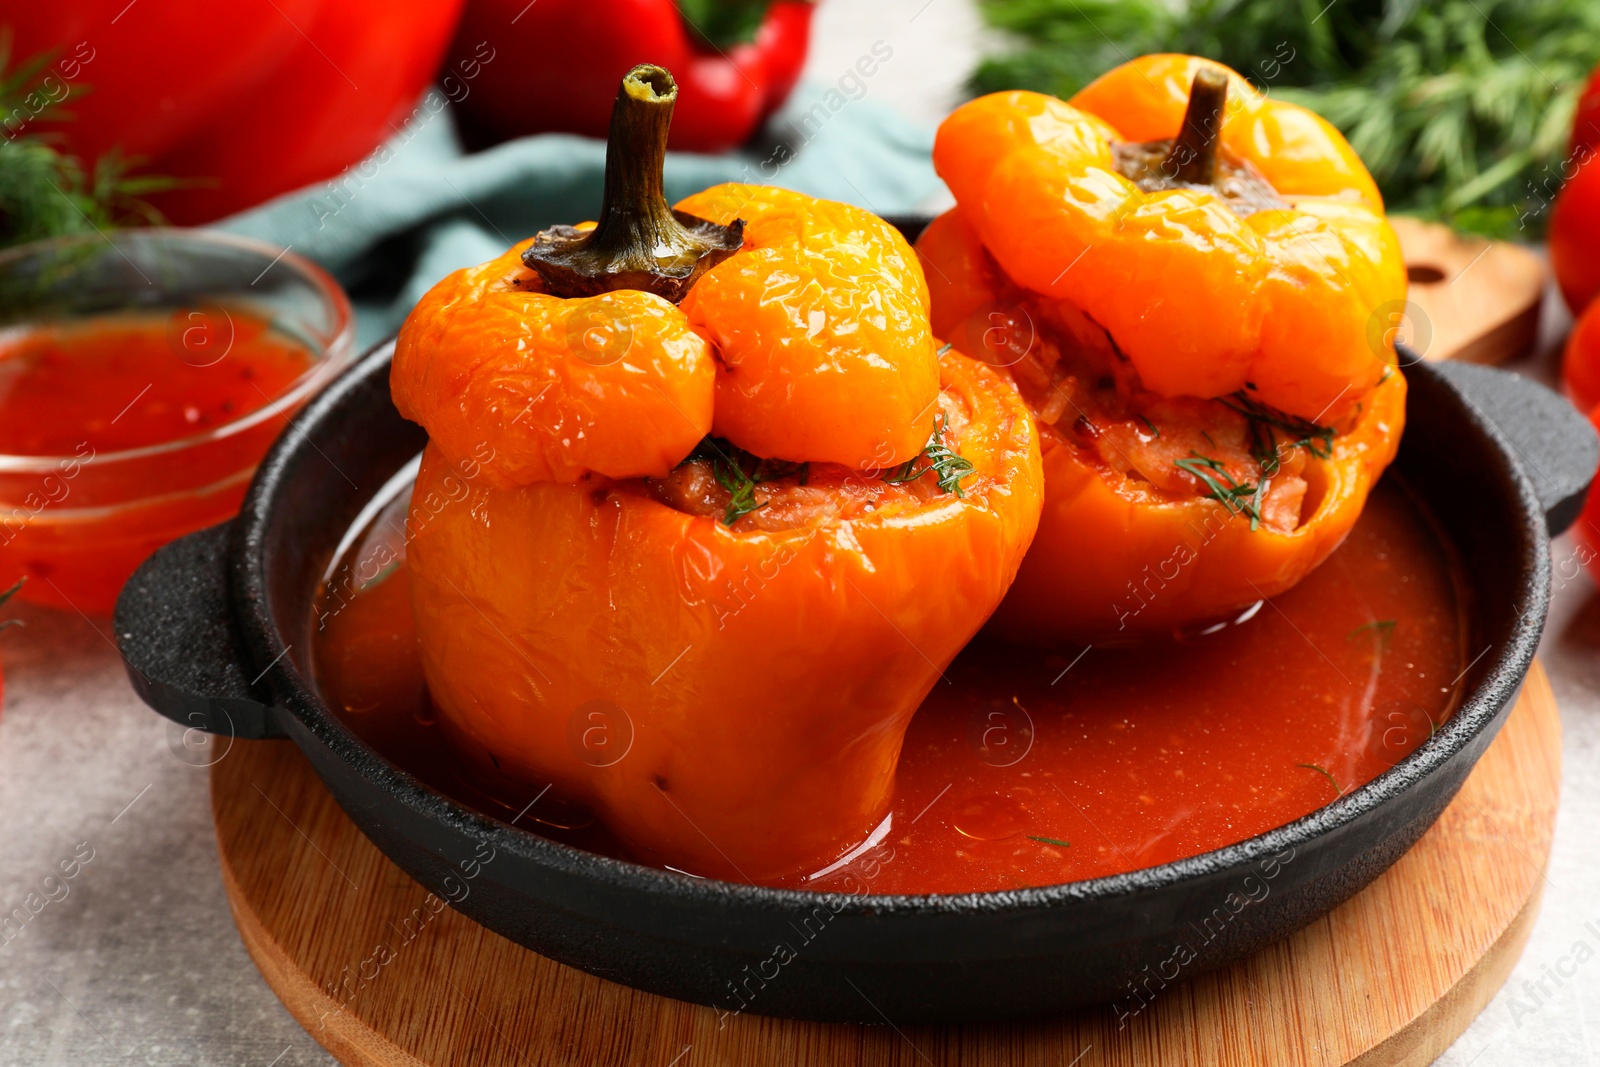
left=918, top=54, right=1406, bottom=644
left=392, top=65, right=1043, bottom=883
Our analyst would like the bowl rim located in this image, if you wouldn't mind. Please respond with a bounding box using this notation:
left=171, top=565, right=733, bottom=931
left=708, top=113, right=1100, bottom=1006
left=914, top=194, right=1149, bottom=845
left=0, top=228, right=355, bottom=474
left=238, top=341, right=1549, bottom=915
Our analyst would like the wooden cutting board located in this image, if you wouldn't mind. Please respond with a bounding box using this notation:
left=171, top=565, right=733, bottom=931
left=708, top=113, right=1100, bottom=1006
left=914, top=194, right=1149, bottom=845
left=210, top=661, right=1560, bottom=1067
left=1391, top=216, right=1547, bottom=364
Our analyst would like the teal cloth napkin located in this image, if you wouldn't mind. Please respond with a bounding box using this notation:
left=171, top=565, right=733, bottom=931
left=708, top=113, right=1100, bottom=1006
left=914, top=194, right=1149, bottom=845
left=220, top=84, right=941, bottom=349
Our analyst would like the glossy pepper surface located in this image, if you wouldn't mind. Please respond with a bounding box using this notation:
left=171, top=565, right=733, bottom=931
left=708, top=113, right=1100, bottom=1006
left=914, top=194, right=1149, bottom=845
left=393, top=241, right=718, bottom=485
left=919, top=55, right=1406, bottom=643
left=935, top=53, right=1405, bottom=425
left=676, top=184, right=942, bottom=468
left=392, top=66, right=1042, bottom=882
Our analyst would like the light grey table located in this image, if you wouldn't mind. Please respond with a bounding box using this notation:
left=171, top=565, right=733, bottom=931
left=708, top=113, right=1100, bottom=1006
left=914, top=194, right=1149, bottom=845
left=1, top=2, right=1595, bottom=1063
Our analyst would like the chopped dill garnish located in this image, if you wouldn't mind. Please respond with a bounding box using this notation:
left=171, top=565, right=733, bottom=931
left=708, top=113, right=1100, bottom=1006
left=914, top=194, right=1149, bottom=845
left=1219, top=391, right=1336, bottom=476
left=687, top=437, right=806, bottom=527
left=883, top=458, right=919, bottom=484
left=1137, top=414, right=1160, bottom=438
left=1347, top=619, right=1397, bottom=650
left=883, top=417, right=977, bottom=498
left=712, top=462, right=764, bottom=525
left=1174, top=452, right=1264, bottom=531
left=935, top=342, right=954, bottom=357
left=1027, top=835, right=1072, bottom=848
left=1296, top=762, right=1342, bottom=798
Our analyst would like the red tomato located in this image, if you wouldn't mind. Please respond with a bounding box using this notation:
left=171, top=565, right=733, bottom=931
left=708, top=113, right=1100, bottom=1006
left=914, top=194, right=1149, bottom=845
left=1564, top=298, right=1600, bottom=414
left=10, top=1, right=464, bottom=223
left=1573, top=64, right=1600, bottom=157
left=1551, top=154, right=1600, bottom=315
left=1579, top=399, right=1600, bottom=579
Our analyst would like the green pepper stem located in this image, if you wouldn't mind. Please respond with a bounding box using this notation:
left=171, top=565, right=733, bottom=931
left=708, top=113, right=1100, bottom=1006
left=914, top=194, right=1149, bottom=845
left=1165, top=69, right=1228, bottom=185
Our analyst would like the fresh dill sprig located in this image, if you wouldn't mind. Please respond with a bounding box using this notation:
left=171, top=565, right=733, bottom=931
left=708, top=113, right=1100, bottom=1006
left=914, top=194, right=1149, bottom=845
left=714, top=468, right=764, bottom=526
left=693, top=437, right=765, bottom=526
left=687, top=437, right=808, bottom=527
left=1174, top=452, right=1265, bottom=530
left=1296, top=762, right=1343, bottom=798
left=1027, top=835, right=1072, bottom=848
left=0, top=34, right=174, bottom=250
left=1218, top=391, right=1336, bottom=476
left=883, top=417, right=977, bottom=497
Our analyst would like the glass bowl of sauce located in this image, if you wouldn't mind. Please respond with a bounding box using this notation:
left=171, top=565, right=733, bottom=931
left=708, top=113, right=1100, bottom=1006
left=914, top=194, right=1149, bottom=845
left=0, top=230, right=353, bottom=613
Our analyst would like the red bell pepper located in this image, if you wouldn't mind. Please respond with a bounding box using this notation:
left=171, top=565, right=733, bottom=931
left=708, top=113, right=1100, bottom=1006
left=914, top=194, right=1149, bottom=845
left=448, top=0, right=813, bottom=154
left=7, top=0, right=464, bottom=224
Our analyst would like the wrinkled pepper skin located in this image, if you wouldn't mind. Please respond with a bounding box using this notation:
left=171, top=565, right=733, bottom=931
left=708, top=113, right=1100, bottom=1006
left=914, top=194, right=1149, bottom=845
left=918, top=57, right=1407, bottom=644
left=394, top=177, right=1042, bottom=881
left=405, top=347, right=1042, bottom=881
left=678, top=185, right=942, bottom=468
left=996, top=370, right=1404, bottom=642
left=935, top=54, right=1406, bottom=424
left=393, top=239, right=716, bottom=486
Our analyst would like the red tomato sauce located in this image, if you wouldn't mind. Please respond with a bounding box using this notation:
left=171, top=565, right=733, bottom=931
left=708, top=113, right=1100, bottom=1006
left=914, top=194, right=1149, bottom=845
left=312, top=476, right=1465, bottom=894
left=0, top=313, right=316, bottom=612
left=0, top=314, right=311, bottom=455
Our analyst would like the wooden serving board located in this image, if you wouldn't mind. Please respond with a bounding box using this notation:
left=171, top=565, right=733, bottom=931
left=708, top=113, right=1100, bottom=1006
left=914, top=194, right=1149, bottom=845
left=1391, top=216, right=1547, bottom=365
left=211, top=661, right=1560, bottom=1066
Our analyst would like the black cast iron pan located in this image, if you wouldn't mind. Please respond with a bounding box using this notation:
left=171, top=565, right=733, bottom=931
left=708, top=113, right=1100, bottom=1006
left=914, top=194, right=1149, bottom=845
left=115, top=228, right=1596, bottom=1025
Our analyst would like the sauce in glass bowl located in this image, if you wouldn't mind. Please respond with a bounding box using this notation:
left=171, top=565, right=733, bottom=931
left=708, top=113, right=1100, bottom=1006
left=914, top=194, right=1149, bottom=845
left=310, top=472, right=1467, bottom=894
left=0, top=231, right=352, bottom=613
left=0, top=314, right=312, bottom=455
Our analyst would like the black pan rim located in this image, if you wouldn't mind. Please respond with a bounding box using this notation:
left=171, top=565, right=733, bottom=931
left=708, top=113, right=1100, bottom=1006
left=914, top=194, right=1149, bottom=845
left=229, top=338, right=1549, bottom=916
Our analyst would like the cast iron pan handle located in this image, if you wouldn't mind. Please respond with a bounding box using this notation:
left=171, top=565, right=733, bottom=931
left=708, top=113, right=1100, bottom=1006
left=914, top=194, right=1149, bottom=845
left=1432, top=361, right=1598, bottom=535
left=114, top=521, right=282, bottom=739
